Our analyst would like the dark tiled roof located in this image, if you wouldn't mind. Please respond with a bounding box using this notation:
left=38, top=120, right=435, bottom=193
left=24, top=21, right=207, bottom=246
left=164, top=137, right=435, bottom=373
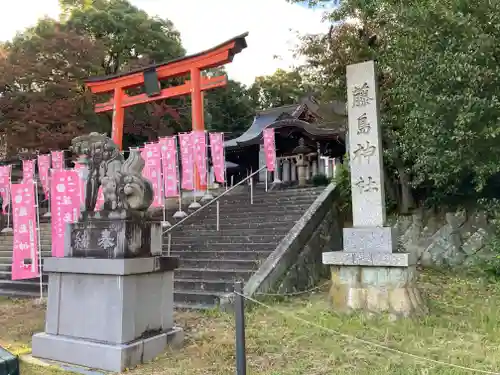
left=224, top=104, right=303, bottom=148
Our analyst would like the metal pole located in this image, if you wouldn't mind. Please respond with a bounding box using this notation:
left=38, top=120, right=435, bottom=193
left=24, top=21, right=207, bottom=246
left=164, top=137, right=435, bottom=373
left=2, top=168, right=12, bottom=233
left=167, top=232, right=172, bottom=256
left=173, top=136, right=187, bottom=219
left=159, top=165, right=170, bottom=228
left=222, top=133, right=228, bottom=191
left=234, top=281, right=247, bottom=375
left=216, top=200, right=220, bottom=231
left=202, top=131, right=213, bottom=202
left=265, top=167, right=268, bottom=192
left=34, top=180, right=43, bottom=300
left=250, top=173, right=253, bottom=205
left=189, top=133, right=201, bottom=210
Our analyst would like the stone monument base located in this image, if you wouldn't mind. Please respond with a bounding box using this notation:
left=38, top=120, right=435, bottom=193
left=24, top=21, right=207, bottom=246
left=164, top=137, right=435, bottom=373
left=323, top=252, right=427, bottom=317
left=32, top=256, right=183, bottom=373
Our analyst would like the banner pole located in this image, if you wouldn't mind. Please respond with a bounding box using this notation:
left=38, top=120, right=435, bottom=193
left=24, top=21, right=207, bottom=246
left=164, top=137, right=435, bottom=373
left=188, top=132, right=201, bottom=210
left=222, top=133, right=228, bottom=191
left=1, top=167, right=12, bottom=234
left=44, top=154, right=52, bottom=217
left=173, top=135, right=187, bottom=219
left=34, top=179, right=43, bottom=300
left=159, top=158, right=170, bottom=228
left=201, top=131, right=213, bottom=202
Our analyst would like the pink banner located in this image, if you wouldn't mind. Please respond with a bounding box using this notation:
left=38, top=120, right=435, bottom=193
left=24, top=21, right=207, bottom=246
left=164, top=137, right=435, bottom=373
left=159, top=137, right=179, bottom=197
left=73, top=162, right=86, bottom=207
left=94, top=186, right=104, bottom=211
left=192, top=131, right=207, bottom=183
left=51, top=170, right=80, bottom=257
left=0, top=166, right=11, bottom=214
left=263, top=128, right=276, bottom=172
left=11, top=183, right=39, bottom=280
left=179, top=133, right=194, bottom=190
left=22, top=160, right=35, bottom=184
left=37, top=154, right=51, bottom=199
left=209, top=132, right=225, bottom=183
left=51, top=151, right=64, bottom=171
left=144, top=143, right=163, bottom=207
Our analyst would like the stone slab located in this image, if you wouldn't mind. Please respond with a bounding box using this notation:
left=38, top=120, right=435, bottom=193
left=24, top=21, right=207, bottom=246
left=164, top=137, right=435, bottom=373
left=346, top=60, right=386, bottom=227
left=32, top=327, right=183, bottom=373
left=66, top=210, right=162, bottom=258
left=343, top=226, right=397, bottom=253
left=44, top=265, right=174, bottom=345
left=323, top=251, right=415, bottom=267
left=43, top=256, right=179, bottom=275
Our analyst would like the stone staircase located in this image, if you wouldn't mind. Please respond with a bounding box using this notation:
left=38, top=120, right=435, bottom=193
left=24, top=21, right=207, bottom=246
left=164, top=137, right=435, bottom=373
left=0, top=186, right=325, bottom=309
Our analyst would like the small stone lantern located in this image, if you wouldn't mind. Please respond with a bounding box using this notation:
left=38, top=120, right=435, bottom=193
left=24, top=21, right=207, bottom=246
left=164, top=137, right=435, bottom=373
left=292, top=138, right=313, bottom=187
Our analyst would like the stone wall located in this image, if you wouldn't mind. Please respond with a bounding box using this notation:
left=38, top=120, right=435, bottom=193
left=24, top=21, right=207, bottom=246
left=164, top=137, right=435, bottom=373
left=244, top=184, right=343, bottom=296
left=274, top=202, right=342, bottom=293
left=393, top=210, right=493, bottom=268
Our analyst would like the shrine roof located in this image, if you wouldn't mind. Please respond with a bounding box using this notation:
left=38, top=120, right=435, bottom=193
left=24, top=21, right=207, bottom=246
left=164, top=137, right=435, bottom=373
left=225, top=104, right=304, bottom=148
left=85, top=32, right=248, bottom=84
left=224, top=104, right=342, bottom=148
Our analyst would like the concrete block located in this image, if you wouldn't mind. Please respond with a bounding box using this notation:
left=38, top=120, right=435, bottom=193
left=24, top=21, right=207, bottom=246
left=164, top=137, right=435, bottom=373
left=32, top=327, right=183, bottom=373
left=343, top=226, right=397, bottom=253
left=323, top=251, right=414, bottom=267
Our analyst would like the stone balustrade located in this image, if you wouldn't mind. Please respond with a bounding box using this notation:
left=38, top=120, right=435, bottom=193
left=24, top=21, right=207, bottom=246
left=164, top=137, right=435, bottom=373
left=264, top=155, right=342, bottom=184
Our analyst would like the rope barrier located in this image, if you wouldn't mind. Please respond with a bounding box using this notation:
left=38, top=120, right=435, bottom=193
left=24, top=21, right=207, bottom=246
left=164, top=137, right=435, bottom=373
left=234, top=291, right=500, bottom=374
left=255, top=280, right=331, bottom=297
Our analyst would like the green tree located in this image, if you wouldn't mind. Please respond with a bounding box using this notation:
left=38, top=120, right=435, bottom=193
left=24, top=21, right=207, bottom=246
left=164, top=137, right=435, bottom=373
left=203, top=68, right=256, bottom=137
left=60, top=0, right=189, bottom=147
left=248, top=68, right=311, bottom=110
left=290, top=0, right=500, bottom=211
left=0, top=19, right=105, bottom=156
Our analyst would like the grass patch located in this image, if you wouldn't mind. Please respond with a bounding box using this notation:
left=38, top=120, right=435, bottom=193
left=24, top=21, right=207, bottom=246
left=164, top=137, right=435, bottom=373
left=0, top=270, right=499, bottom=374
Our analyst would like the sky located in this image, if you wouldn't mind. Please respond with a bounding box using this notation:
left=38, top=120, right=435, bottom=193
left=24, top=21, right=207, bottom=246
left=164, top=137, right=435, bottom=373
left=0, top=0, right=332, bottom=86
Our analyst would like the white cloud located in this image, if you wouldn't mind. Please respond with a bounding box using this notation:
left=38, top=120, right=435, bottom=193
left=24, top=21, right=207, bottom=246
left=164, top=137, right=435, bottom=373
left=0, top=0, right=330, bottom=85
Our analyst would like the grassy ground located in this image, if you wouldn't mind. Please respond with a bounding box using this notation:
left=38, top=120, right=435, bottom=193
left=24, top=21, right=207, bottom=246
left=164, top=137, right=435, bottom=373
left=1, top=270, right=499, bottom=375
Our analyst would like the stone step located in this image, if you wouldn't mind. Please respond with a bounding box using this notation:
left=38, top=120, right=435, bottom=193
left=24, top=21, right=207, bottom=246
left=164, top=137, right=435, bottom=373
left=179, top=258, right=260, bottom=271
left=169, top=234, right=283, bottom=245
left=0, top=288, right=44, bottom=298
left=194, top=206, right=311, bottom=216
left=229, top=187, right=324, bottom=197
left=0, top=278, right=47, bottom=294
left=174, top=289, right=226, bottom=306
left=174, top=214, right=303, bottom=229
left=177, top=219, right=301, bottom=231
left=164, top=242, right=277, bottom=252
left=0, top=251, right=52, bottom=258
left=174, top=278, right=234, bottom=293
left=170, top=227, right=291, bottom=237
left=215, top=198, right=317, bottom=207
left=174, top=302, right=216, bottom=310
left=175, top=267, right=253, bottom=281
left=169, top=250, right=272, bottom=260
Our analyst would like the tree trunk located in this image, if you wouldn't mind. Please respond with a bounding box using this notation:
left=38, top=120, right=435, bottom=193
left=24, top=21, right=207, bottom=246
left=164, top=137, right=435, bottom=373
left=397, top=163, right=414, bottom=214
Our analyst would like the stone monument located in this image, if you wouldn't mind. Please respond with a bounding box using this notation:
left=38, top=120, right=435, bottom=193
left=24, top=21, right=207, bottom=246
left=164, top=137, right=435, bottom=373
left=32, top=133, right=183, bottom=373
left=322, top=61, right=427, bottom=317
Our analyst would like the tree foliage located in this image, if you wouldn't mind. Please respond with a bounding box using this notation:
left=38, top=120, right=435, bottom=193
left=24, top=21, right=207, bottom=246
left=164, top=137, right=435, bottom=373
left=248, top=69, right=311, bottom=110
left=290, top=0, right=500, bottom=209
left=61, top=0, right=189, bottom=147
left=0, top=19, right=105, bottom=155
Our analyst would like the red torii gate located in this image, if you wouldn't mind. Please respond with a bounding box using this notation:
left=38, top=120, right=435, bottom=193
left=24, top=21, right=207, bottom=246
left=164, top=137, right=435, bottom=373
left=84, top=32, right=249, bottom=151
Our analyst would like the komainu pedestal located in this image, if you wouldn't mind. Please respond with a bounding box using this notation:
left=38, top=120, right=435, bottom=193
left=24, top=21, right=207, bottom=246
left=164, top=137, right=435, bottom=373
left=32, top=133, right=183, bottom=372
left=67, top=210, right=163, bottom=258
left=32, top=257, right=183, bottom=372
